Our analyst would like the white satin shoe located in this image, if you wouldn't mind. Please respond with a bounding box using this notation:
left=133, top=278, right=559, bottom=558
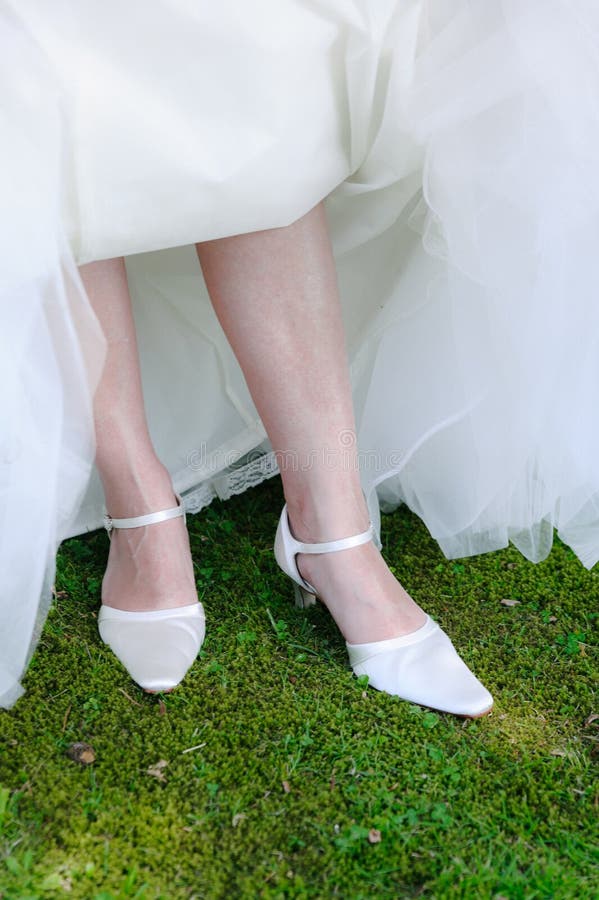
left=274, top=505, right=493, bottom=718
left=98, top=496, right=205, bottom=693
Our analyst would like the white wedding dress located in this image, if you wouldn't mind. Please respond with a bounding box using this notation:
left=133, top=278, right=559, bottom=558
left=2, top=0, right=598, bottom=707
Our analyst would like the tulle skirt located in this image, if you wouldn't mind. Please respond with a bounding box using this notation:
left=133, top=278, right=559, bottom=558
left=2, top=0, right=599, bottom=707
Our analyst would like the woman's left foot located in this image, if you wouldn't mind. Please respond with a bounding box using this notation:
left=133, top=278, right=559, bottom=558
left=296, top=539, right=427, bottom=644
left=274, top=503, right=493, bottom=717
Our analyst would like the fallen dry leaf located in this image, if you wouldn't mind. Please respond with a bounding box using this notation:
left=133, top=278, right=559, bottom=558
left=584, top=712, right=599, bottom=727
left=65, top=742, right=96, bottom=766
left=158, top=698, right=167, bottom=717
left=232, top=813, right=247, bottom=827
left=282, top=780, right=291, bottom=794
left=500, top=598, right=521, bottom=607
left=368, top=828, right=382, bottom=844
left=147, top=759, right=169, bottom=781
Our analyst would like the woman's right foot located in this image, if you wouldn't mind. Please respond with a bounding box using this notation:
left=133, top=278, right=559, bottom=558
left=101, top=465, right=198, bottom=613
left=98, top=466, right=205, bottom=692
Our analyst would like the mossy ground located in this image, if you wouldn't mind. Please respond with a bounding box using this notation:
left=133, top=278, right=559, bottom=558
left=0, top=477, right=597, bottom=899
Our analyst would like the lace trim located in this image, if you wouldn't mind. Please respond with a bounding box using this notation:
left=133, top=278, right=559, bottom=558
left=182, top=449, right=280, bottom=514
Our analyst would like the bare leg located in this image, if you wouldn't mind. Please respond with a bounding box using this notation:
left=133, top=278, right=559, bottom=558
left=197, top=203, right=426, bottom=643
left=79, top=258, right=197, bottom=612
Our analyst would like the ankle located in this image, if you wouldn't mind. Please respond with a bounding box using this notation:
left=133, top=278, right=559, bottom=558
left=284, top=480, right=369, bottom=542
left=100, top=459, right=177, bottom=518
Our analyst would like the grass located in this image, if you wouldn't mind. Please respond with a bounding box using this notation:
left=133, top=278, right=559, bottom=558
left=0, top=477, right=597, bottom=899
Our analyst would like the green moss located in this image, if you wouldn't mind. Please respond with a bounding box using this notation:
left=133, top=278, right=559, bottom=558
left=0, top=479, right=597, bottom=899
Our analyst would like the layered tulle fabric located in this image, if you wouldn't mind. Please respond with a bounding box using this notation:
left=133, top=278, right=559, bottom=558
left=2, top=0, right=598, bottom=706
left=0, top=7, right=104, bottom=707
left=361, top=0, right=599, bottom=567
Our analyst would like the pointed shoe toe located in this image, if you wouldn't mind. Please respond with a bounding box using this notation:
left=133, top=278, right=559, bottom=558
left=346, top=616, right=493, bottom=718
left=98, top=602, right=206, bottom=693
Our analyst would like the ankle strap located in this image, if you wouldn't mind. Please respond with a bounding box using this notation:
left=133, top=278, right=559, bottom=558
left=283, top=505, right=373, bottom=555
left=104, top=495, right=186, bottom=535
